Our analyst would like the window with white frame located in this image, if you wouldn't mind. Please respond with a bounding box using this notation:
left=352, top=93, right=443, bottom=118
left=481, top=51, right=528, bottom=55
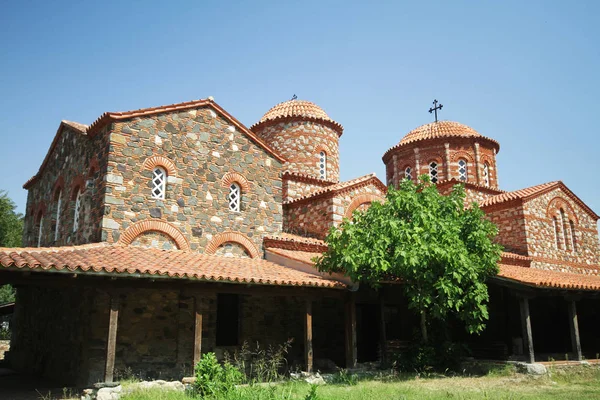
left=552, top=216, right=560, bottom=249
left=152, top=167, right=167, bottom=199
left=483, top=163, right=490, bottom=186
left=569, top=220, right=577, bottom=252
left=457, top=159, right=467, bottom=181
left=54, top=191, right=62, bottom=241
left=37, top=216, right=44, bottom=248
left=228, top=183, right=241, bottom=212
left=560, top=209, right=570, bottom=251
left=404, top=166, right=412, bottom=181
left=319, top=151, right=327, bottom=180
left=429, top=162, right=438, bottom=183
left=73, top=190, right=82, bottom=232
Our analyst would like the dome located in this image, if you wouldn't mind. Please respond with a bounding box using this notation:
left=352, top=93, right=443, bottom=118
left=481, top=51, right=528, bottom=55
left=384, top=120, right=499, bottom=159
left=250, top=100, right=343, bottom=135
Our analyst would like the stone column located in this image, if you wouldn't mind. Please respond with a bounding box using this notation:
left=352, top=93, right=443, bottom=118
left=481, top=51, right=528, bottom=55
left=392, top=154, right=398, bottom=188
left=519, top=297, right=535, bottom=363
left=493, top=148, right=499, bottom=188
left=567, top=299, right=583, bottom=361
left=474, top=142, right=481, bottom=184
left=414, top=148, right=420, bottom=178
left=304, top=300, right=313, bottom=372
left=104, top=294, right=120, bottom=383
left=345, top=293, right=357, bottom=369
left=379, top=290, right=387, bottom=366
left=193, top=296, right=204, bottom=366
left=444, top=143, right=451, bottom=180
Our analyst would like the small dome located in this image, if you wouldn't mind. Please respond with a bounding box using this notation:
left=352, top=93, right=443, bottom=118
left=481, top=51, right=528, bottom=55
left=384, top=120, right=499, bottom=160
left=251, top=100, right=343, bottom=135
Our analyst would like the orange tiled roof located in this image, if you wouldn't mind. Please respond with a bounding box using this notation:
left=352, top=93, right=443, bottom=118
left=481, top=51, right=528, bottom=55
left=250, top=100, right=344, bottom=136
left=498, top=264, right=600, bottom=291
left=267, top=248, right=324, bottom=265
left=0, top=244, right=345, bottom=289
left=479, top=181, right=599, bottom=219
left=283, top=173, right=387, bottom=205
left=383, top=121, right=500, bottom=160
left=61, top=120, right=88, bottom=133
left=264, top=233, right=328, bottom=253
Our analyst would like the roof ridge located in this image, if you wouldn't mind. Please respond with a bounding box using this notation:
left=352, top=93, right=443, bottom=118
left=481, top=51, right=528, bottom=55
left=283, top=173, right=385, bottom=205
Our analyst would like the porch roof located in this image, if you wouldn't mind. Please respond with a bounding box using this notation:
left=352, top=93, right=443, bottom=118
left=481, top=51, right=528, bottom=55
left=0, top=243, right=346, bottom=289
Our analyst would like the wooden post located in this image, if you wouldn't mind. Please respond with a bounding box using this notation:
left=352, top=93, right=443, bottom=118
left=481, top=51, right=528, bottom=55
left=345, top=293, right=357, bottom=369
left=567, top=300, right=583, bottom=361
left=379, top=290, right=387, bottom=366
left=193, top=296, right=203, bottom=366
left=519, top=297, right=535, bottom=363
left=104, top=294, right=120, bottom=383
left=304, top=300, right=313, bottom=373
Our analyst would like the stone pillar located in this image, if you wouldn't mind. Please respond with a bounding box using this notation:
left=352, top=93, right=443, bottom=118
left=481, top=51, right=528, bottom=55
left=304, top=300, right=313, bottom=372
left=379, top=290, right=387, bottom=366
left=345, top=293, right=357, bottom=369
left=519, top=297, right=535, bottom=363
left=193, top=296, right=204, bottom=366
left=444, top=143, right=451, bottom=180
left=414, top=148, right=420, bottom=178
left=493, top=148, right=499, bottom=188
left=104, top=294, right=120, bottom=383
left=567, top=299, right=583, bottom=361
left=474, top=142, right=481, bottom=184
left=392, top=154, right=398, bottom=188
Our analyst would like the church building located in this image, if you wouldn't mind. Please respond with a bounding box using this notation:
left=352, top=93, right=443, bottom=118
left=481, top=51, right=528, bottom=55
left=0, top=97, right=598, bottom=385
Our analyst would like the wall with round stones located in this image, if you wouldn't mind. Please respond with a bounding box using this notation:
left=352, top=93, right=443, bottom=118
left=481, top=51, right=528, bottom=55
left=100, top=106, right=284, bottom=255
left=253, top=120, right=340, bottom=183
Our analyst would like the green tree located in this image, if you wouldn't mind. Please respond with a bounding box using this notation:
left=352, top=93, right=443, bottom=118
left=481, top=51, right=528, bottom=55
left=316, top=177, right=502, bottom=342
left=0, top=190, right=23, bottom=305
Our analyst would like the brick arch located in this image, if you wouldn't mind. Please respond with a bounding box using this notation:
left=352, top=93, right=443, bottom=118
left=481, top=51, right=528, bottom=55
left=426, top=156, right=444, bottom=180
left=450, top=150, right=475, bottom=164
left=547, top=197, right=578, bottom=224
left=205, top=231, right=260, bottom=259
left=315, top=143, right=332, bottom=156
left=70, top=175, right=85, bottom=200
left=143, top=155, right=177, bottom=176
left=221, top=172, right=251, bottom=192
left=52, top=176, right=65, bottom=199
left=88, top=157, right=100, bottom=177
left=480, top=154, right=494, bottom=167
left=35, top=202, right=47, bottom=223
left=118, top=219, right=190, bottom=251
left=344, top=194, right=385, bottom=219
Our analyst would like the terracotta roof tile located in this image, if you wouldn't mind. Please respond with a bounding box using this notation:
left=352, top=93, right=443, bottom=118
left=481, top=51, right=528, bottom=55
left=479, top=181, right=560, bottom=208
left=0, top=244, right=345, bottom=289
left=250, top=100, right=343, bottom=136
left=283, top=174, right=386, bottom=206
left=264, top=233, right=328, bottom=253
left=61, top=120, right=89, bottom=133
left=498, top=264, right=600, bottom=291
left=267, top=248, right=324, bottom=265
left=383, top=121, right=499, bottom=161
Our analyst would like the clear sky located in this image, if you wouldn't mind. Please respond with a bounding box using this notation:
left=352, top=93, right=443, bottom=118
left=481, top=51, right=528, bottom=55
left=1, top=1, right=599, bottom=217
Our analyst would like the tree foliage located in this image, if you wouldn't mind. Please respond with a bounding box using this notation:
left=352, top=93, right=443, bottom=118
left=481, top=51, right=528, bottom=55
left=316, top=176, right=502, bottom=341
left=0, top=190, right=23, bottom=248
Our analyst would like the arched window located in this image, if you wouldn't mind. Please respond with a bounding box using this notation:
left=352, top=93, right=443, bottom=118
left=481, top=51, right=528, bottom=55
left=483, top=163, right=490, bottom=186
left=560, top=209, right=570, bottom=251
left=54, top=190, right=62, bottom=242
left=552, top=216, right=561, bottom=249
left=73, top=190, right=82, bottom=232
left=319, top=151, right=327, bottom=180
left=37, top=215, right=44, bottom=248
left=228, top=183, right=241, bottom=212
left=429, top=162, right=438, bottom=183
left=404, top=166, right=412, bottom=181
left=457, top=159, right=467, bottom=181
left=152, top=167, right=167, bottom=199
left=569, top=220, right=577, bottom=252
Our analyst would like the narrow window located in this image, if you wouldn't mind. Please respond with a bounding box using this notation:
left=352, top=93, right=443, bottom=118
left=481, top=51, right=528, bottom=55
left=216, top=294, right=239, bottom=346
left=483, top=163, right=490, bottom=186
left=54, top=191, right=62, bottom=242
left=553, top=216, right=561, bottom=249
left=560, top=209, right=570, bottom=251
left=228, top=183, right=241, bottom=212
left=152, top=167, right=166, bottom=199
left=569, top=220, right=577, bottom=252
left=73, top=190, right=82, bottom=232
left=429, top=162, right=438, bottom=183
left=319, top=151, right=327, bottom=180
left=404, top=166, right=412, bottom=181
left=457, top=159, right=467, bottom=182
left=37, top=216, right=44, bottom=248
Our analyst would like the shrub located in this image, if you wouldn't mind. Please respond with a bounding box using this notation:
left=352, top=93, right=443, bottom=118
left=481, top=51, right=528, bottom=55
left=393, top=341, right=465, bottom=373
left=224, top=338, right=293, bottom=383
left=194, top=352, right=243, bottom=397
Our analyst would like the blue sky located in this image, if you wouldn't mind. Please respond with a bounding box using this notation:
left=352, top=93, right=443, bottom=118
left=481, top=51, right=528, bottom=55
left=1, top=1, right=599, bottom=217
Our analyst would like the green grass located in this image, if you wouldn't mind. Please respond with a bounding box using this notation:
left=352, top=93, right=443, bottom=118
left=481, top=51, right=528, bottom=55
left=120, top=365, right=600, bottom=400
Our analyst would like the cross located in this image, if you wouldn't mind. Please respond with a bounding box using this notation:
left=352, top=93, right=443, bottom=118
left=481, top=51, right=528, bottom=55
left=428, top=99, right=443, bottom=122
left=291, top=94, right=298, bottom=101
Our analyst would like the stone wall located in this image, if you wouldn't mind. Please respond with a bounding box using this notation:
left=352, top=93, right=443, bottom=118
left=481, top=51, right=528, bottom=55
left=484, top=204, right=529, bottom=255
left=253, top=120, right=340, bottom=183
left=23, top=124, right=109, bottom=247
left=283, top=178, right=332, bottom=202
left=523, top=188, right=600, bottom=274
left=100, top=106, right=283, bottom=255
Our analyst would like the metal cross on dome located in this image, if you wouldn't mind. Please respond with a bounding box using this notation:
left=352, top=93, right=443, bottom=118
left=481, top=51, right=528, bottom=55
left=428, top=99, right=443, bottom=122
left=291, top=94, right=298, bottom=101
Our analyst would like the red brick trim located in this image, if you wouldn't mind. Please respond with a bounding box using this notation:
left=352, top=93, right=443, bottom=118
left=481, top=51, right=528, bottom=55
left=315, top=143, right=332, bottom=156
left=118, top=219, right=190, bottom=251
left=525, top=215, right=596, bottom=233
left=205, top=231, right=260, bottom=259
left=143, top=155, right=177, bottom=176
left=480, top=154, right=494, bottom=167
left=35, top=202, right=47, bottom=223
left=450, top=150, right=475, bottom=163
left=88, top=157, right=100, bottom=177
left=52, top=176, right=65, bottom=200
left=221, top=172, right=251, bottom=192
left=282, top=171, right=336, bottom=186
left=344, top=194, right=385, bottom=219
left=70, top=175, right=86, bottom=200
left=547, top=196, right=579, bottom=224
